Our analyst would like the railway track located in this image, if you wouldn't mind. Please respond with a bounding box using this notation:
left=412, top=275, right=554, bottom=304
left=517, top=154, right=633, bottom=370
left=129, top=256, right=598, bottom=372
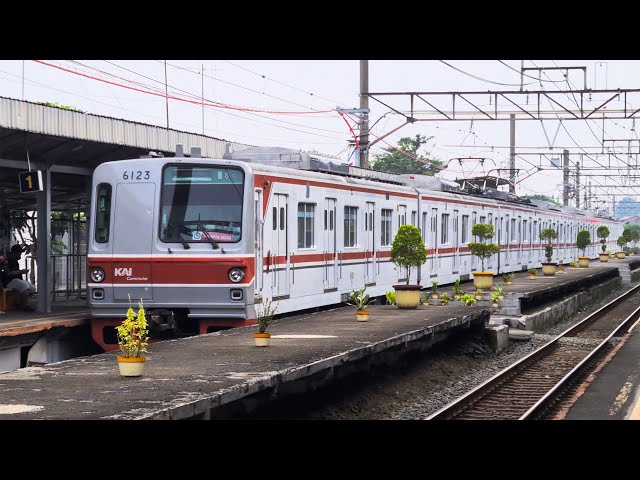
left=427, top=283, right=640, bottom=420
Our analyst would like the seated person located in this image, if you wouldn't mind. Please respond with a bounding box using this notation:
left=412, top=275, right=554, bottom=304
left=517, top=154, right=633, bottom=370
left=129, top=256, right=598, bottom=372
left=1, top=248, right=36, bottom=311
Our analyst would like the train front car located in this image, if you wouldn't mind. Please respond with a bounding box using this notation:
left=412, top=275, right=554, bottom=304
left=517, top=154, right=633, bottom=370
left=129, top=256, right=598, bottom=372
left=87, top=152, right=255, bottom=351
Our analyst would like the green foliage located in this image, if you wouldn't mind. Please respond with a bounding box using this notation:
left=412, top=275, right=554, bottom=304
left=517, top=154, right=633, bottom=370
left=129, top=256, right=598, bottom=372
left=452, top=278, right=463, bottom=294
left=528, top=268, right=537, bottom=274
left=623, top=228, right=633, bottom=243
left=494, top=284, right=504, bottom=295
left=468, top=223, right=500, bottom=272
left=597, top=225, right=610, bottom=252
left=40, top=101, right=84, bottom=113
left=539, top=228, right=558, bottom=263
left=255, top=298, right=278, bottom=333
left=502, top=272, right=514, bottom=282
left=385, top=290, right=396, bottom=305
left=347, top=286, right=374, bottom=311
left=431, top=281, right=439, bottom=294
left=632, top=230, right=640, bottom=244
left=617, top=235, right=627, bottom=248
left=569, top=260, right=578, bottom=267
left=490, top=291, right=501, bottom=302
left=625, top=222, right=640, bottom=232
left=522, top=194, right=561, bottom=206
left=576, top=229, right=591, bottom=255
left=459, top=294, right=477, bottom=306
left=116, top=298, right=149, bottom=358
left=370, top=135, right=446, bottom=175
left=390, top=224, right=428, bottom=285
left=439, top=292, right=451, bottom=304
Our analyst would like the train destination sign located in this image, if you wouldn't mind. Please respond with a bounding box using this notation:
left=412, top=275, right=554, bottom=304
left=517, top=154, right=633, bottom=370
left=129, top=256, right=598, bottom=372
left=19, top=170, right=43, bottom=193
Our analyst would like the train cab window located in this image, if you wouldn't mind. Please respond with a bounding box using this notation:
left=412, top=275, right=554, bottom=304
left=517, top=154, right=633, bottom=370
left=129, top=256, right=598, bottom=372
left=160, top=165, right=244, bottom=244
left=381, top=209, right=393, bottom=246
left=297, top=203, right=315, bottom=249
left=344, top=206, right=358, bottom=247
left=94, top=183, right=112, bottom=243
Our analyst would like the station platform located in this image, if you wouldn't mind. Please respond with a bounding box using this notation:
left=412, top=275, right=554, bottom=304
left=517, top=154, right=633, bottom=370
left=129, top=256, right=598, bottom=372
left=0, top=300, right=89, bottom=337
left=0, top=303, right=490, bottom=419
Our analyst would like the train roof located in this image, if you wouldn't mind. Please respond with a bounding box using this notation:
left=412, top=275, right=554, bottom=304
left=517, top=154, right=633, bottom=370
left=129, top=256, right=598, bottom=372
left=116, top=144, right=620, bottom=223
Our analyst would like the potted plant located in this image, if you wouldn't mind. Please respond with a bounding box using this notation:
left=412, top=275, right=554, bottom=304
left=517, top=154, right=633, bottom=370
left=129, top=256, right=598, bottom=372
left=348, top=286, right=374, bottom=321
left=115, top=299, right=150, bottom=377
left=385, top=290, right=396, bottom=306
left=631, top=231, right=640, bottom=255
left=528, top=267, right=537, bottom=279
left=623, top=228, right=633, bottom=255
left=597, top=225, right=610, bottom=262
left=439, top=292, right=451, bottom=305
left=539, top=227, right=558, bottom=276
left=494, top=284, right=505, bottom=301
left=430, top=281, right=440, bottom=299
left=490, top=291, right=500, bottom=307
left=474, top=289, right=483, bottom=300
left=616, top=236, right=627, bottom=259
left=557, top=259, right=565, bottom=274
left=459, top=293, right=477, bottom=307
left=452, top=279, right=464, bottom=299
left=390, top=225, right=428, bottom=309
left=576, top=229, right=591, bottom=267
left=254, top=298, right=277, bottom=346
left=502, top=272, right=514, bottom=285
left=468, top=223, right=500, bottom=291
left=569, top=260, right=578, bottom=269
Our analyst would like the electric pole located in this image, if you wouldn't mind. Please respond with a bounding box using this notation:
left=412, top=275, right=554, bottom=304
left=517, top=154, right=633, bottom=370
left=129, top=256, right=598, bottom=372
left=509, top=114, right=516, bottom=194
left=575, top=160, right=580, bottom=208
left=359, top=60, right=369, bottom=169
left=563, top=149, right=570, bottom=206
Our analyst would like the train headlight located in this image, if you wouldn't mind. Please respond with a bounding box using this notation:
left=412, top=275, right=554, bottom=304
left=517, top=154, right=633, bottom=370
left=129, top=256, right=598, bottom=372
left=90, top=267, right=105, bottom=283
left=228, top=267, right=245, bottom=283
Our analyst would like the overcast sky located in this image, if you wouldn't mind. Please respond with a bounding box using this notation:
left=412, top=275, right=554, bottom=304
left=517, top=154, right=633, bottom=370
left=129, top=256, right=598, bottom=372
left=0, top=59, right=638, bottom=213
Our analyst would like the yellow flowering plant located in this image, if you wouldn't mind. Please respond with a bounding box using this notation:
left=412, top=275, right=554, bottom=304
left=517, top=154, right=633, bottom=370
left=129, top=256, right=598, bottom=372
left=115, top=299, right=150, bottom=358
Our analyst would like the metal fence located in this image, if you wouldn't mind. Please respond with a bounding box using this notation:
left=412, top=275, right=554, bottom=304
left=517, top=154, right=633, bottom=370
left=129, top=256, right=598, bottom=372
left=23, top=253, right=87, bottom=302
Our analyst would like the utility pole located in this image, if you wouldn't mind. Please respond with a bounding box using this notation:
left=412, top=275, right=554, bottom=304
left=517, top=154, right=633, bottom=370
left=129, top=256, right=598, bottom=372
left=509, top=114, right=516, bottom=194
left=202, top=64, right=205, bottom=135
left=575, top=160, right=580, bottom=208
left=563, top=149, right=570, bottom=206
left=359, top=60, right=369, bottom=169
left=164, top=60, right=169, bottom=129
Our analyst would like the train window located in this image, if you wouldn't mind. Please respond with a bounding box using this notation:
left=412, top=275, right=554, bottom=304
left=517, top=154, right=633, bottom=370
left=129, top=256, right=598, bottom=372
left=94, top=183, right=112, bottom=243
left=369, top=212, right=373, bottom=231
left=344, top=206, right=358, bottom=247
left=511, top=218, right=516, bottom=242
left=324, top=210, right=327, bottom=230
left=365, top=212, right=368, bottom=231
left=441, top=214, right=449, bottom=244
left=411, top=211, right=416, bottom=226
left=523, top=220, right=528, bottom=242
left=297, top=203, right=315, bottom=248
left=280, top=207, right=285, bottom=231
left=160, top=165, right=244, bottom=244
left=381, top=209, right=393, bottom=246
left=273, top=207, right=277, bottom=230
left=461, top=215, right=469, bottom=243
left=330, top=210, right=334, bottom=230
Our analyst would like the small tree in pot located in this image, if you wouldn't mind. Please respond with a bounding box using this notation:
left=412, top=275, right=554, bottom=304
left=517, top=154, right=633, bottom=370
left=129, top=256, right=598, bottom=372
left=622, top=228, right=633, bottom=255
left=617, top=235, right=627, bottom=258
left=576, top=229, right=591, bottom=267
left=539, top=228, right=558, bottom=276
left=390, top=224, right=428, bottom=309
left=597, top=225, right=610, bottom=262
left=468, top=223, right=500, bottom=290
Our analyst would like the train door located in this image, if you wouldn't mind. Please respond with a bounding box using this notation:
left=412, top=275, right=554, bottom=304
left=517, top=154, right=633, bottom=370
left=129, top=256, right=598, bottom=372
left=471, top=212, right=477, bottom=271
left=452, top=209, right=459, bottom=273
left=271, top=193, right=290, bottom=299
left=112, top=182, right=155, bottom=301
left=365, top=201, right=376, bottom=285
left=254, top=189, right=263, bottom=293
left=324, top=198, right=337, bottom=291
left=430, top=207, right=438, bottom=276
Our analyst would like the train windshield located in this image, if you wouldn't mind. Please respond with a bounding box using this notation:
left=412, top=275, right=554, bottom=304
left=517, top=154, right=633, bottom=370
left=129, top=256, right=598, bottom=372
left=160, top=165, right=244, bottom=244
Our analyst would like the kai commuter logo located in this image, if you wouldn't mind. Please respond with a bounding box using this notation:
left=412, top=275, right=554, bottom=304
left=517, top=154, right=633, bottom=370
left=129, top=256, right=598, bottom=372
left=115, top=268, right=133, bottom=277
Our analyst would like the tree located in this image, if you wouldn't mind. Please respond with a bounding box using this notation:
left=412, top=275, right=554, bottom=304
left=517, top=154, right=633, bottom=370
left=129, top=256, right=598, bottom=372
left=371, top=135, right=446, bottom=175
left=468, top=224, right=500, bottom=272
left=625, top=222, right=640, bottom=232
left=390, top=225, right=428, bottom=285
left=522, top=194, right=561, bottom=206
left=540, top=228, right=558, bottom=263
left=576, top=229, right=591, bottom=256
left=597, top=225, right=610, bottom=253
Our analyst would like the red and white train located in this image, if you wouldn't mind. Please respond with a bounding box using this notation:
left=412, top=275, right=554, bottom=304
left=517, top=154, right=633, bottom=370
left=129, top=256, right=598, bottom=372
left=86, top=145, right=623, bottom=350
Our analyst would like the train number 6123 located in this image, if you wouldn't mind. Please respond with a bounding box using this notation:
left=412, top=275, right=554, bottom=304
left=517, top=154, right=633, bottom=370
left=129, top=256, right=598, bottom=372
left=122, top=170, right=150, bottom=180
